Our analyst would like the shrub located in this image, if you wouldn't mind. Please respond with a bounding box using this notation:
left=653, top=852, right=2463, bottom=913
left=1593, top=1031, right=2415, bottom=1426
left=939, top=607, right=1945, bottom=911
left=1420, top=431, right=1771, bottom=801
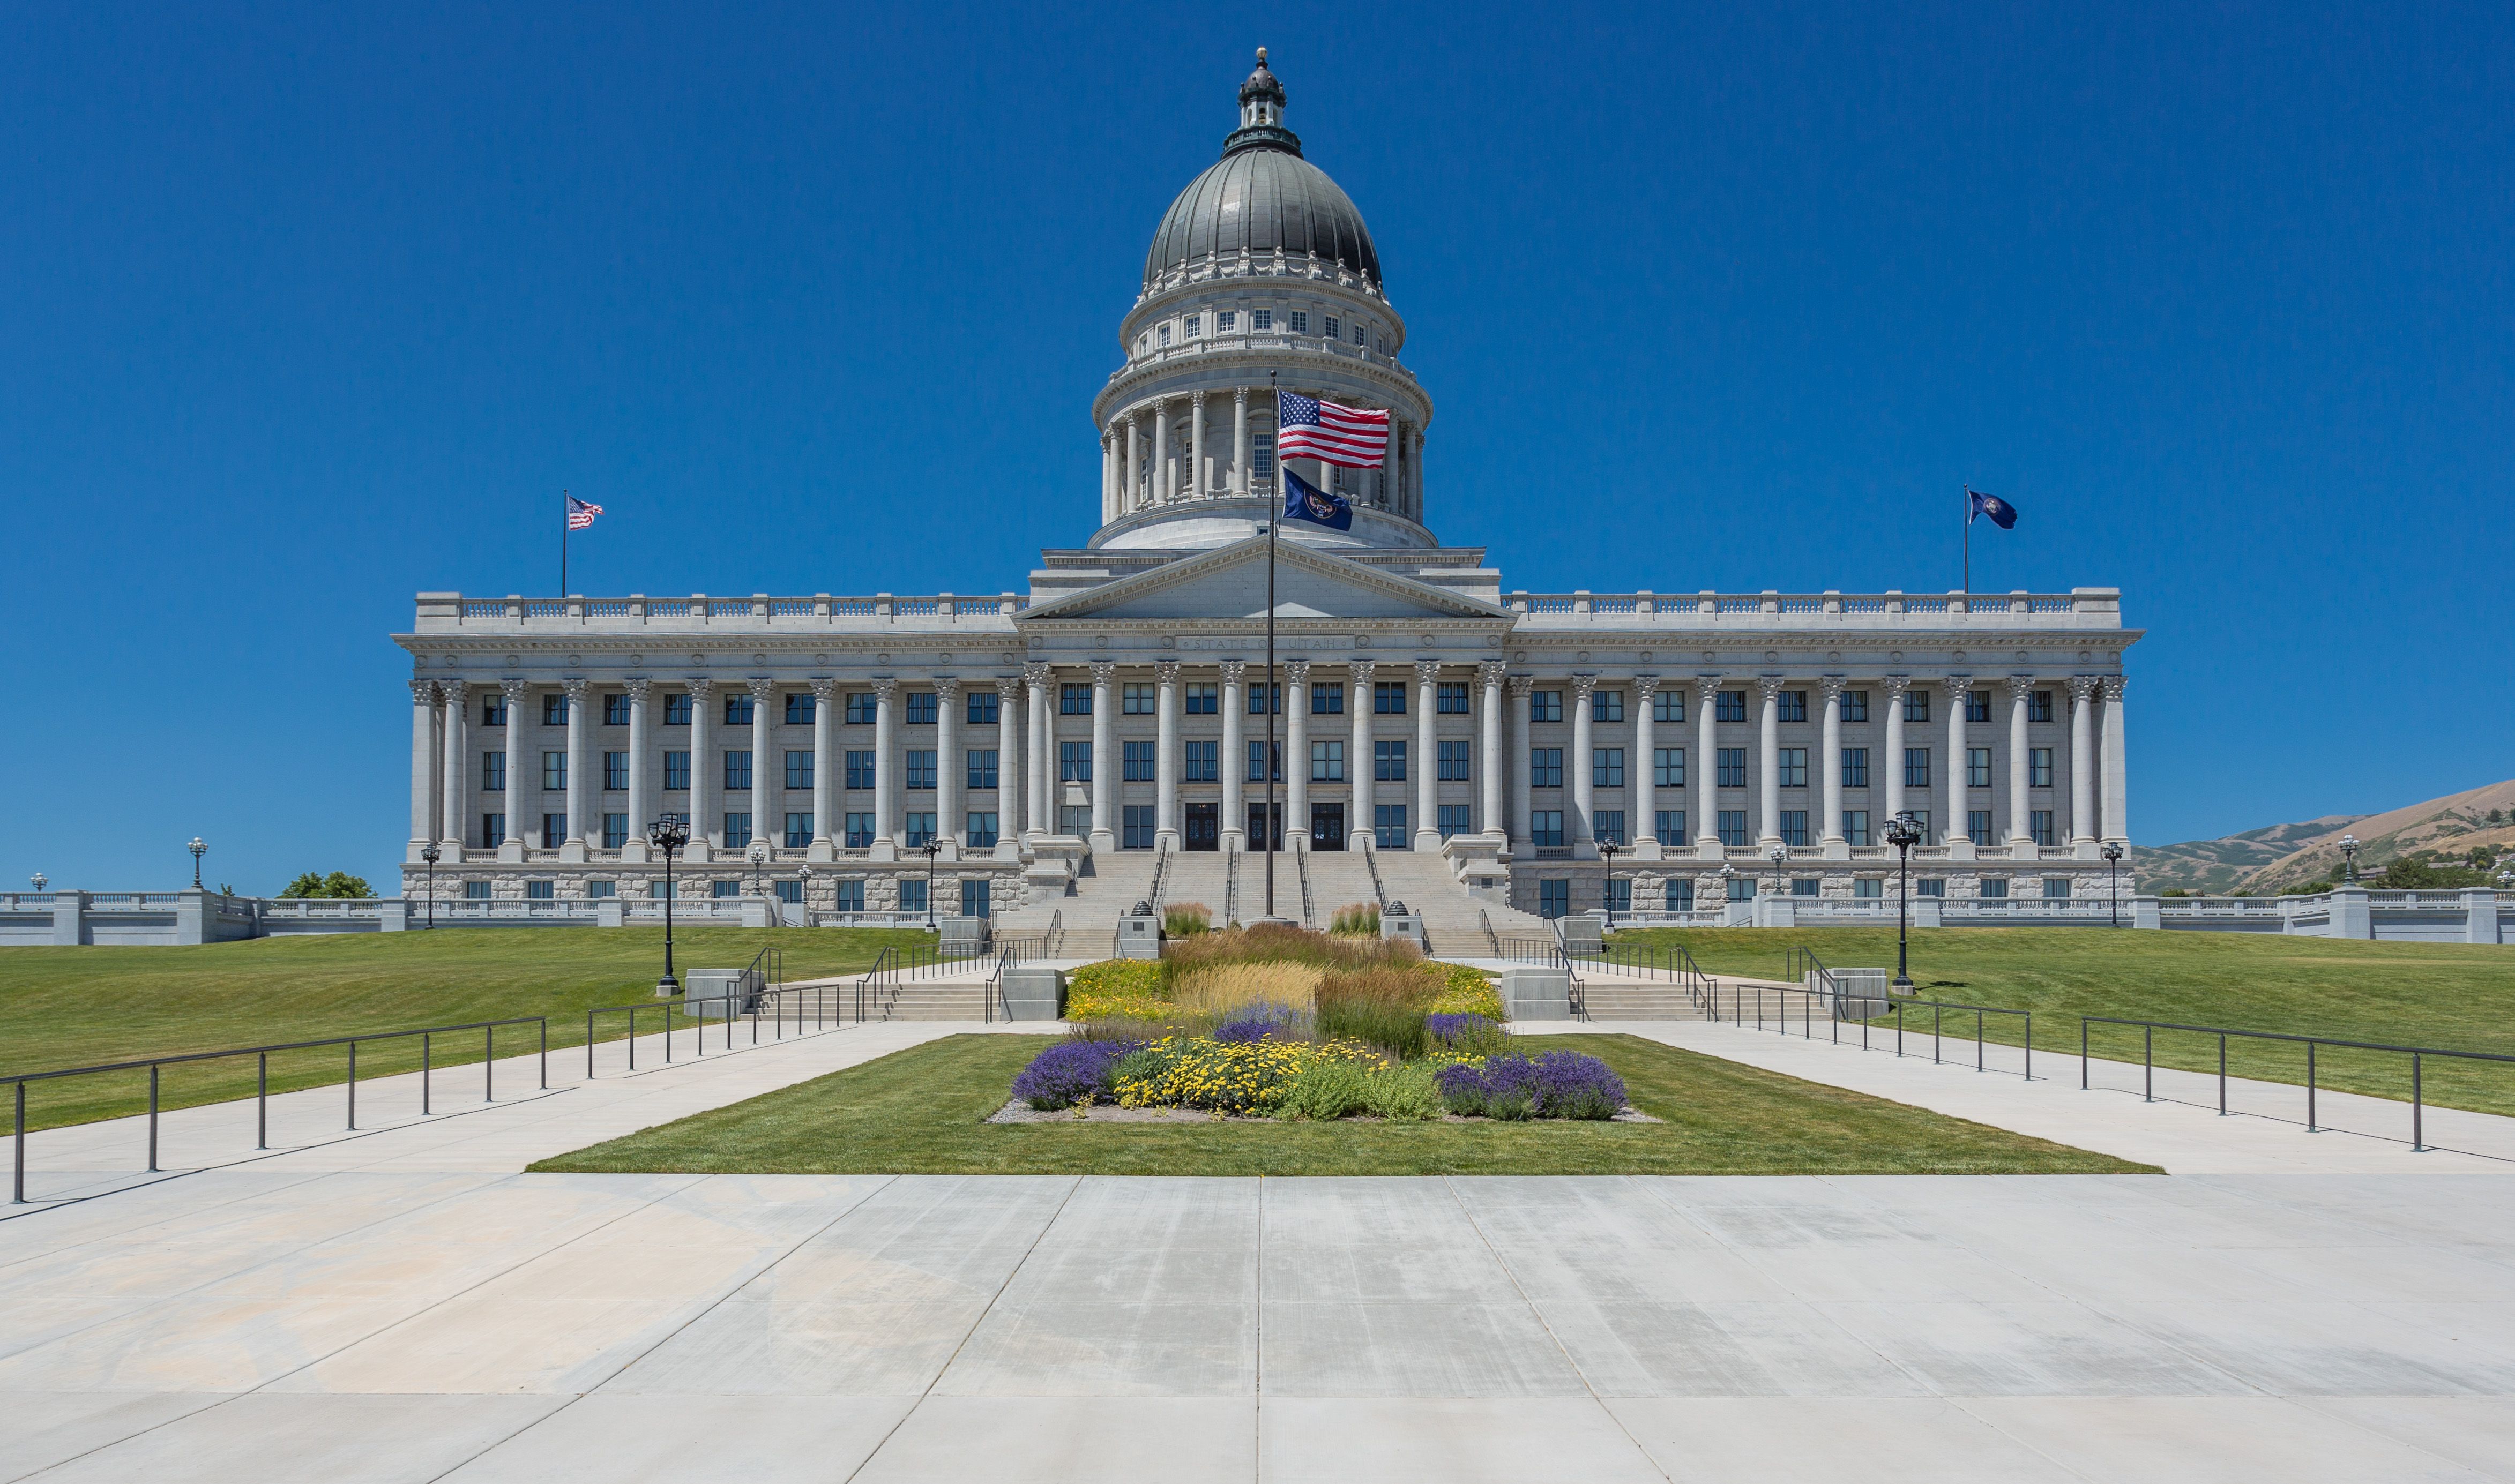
left=1328, top=902, right=1381, bottom=936
left=1213, top=1002, right=1303, bottom=1043
left=1426, top=1013, right=1507, bottom=1057
left=1113, top=1036, right=1376, bottom=1115
left=1478, top=1055, right=1543, bottom=1120
left=1532, top=1051, right=1627, bottom=1120
left=1426, top=963, right=1505, bottom=1020
left=1163, top=902, right=1214, bottom=936
left=1066, top=960, right=1167, bottom=1024
left=1011, top=1039, right=1138, bottom=1110
left=1435, top=1061, right=1490, bottom=1116
left=1277, top=1058, right=1373, bottom=1120
left=1314, top=965, right=1438, bottom=1058
left=1359, top=1061, right=1444, bottom=1121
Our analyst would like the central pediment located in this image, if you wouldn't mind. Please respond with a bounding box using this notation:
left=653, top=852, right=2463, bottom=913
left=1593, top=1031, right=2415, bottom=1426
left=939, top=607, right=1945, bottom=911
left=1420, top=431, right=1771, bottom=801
left=1020, top=537, right=1512, bottom=624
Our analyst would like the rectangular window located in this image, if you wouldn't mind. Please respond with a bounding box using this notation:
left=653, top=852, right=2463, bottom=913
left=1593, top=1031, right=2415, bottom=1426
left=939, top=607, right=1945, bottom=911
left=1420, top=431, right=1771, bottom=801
left=785, top=812, right=811, bottom=848
left=1652, top=688, right=1684, bottom=723
left=1122, top=683, right=1155, bottom=715
left=774, top=879, right=802, bottom=904
left=1917, top=877, right=1945, bottom=897
left=1253, top=433, right=1274, bottom=479
left=1777, top=748, right=1807, bottom=788
left=845, top=750, right=875, bottom=790
left=1184, top=683, right=1217, bottom=715
left=602, top=813, right=628, bottom=848
left=1777, top=690, right=1807, bottom=724
left=1529, top=747, right=1563, bottom=789
left=1966, top=689, right=1992, bottom=724
left=603, top=694, right=631, bottom=726
left=1181, top=740, right=1218, bottom=783
left=658, top=693, right=690, bottom=726
left=725, top=751, right=752, bottom=791
left=1374, top=739, right=1407, bottom=782
left=1717, top=690, right=1747, bottom=723
left=483, top=751, right=507, bottom=792
left=2031, top=810, right=2055, bottom=846
left=1592, top=688, right=1625, bottom=722
left=1438, top=739, right=1472, bottom=781
left=967, top=690, right=998, bottom=725
left=1904, top=688, right=1930, bottom=723
left=1123, top=741, right=1155, bottom=782
left=482, top=692, right=509, bottom=726
left=961, top=878, right=992, bottom=918
left=1183, top=314, right=1200, bottom=338
left=1311, top=740, right=1345, bottom=782
left=466, top=880, right=494, bottom=901
left=1904, top=748, right=1930, bottom=789
left=1595, top=810, right=1627, bottom=846
left=1665, top=878, right=1696, bottom=910
left=541, top=751, right=566, bottom=790
left=1908, top=809, right=1932, bottom=843
left=543, top=693, right=569, bottom=726
left=723, top=693, right=753, bottom=726
left=1438, top=804, right=1472, bottom=838
left=1529, top=689, right=1562, bottom=723
left=1156, top=323, right=1170, bottom=347
left=2029, top=747, right=2053, bottom=788
left=1653, top=747, right=1685, bottom=788
left=903, top=812, right=936, bottom=848
left=1539, top=878, right=1570, bottom=918
left=1719, top=811, right=1749, bottom=848
left=785, top=693, right=816, bottom=725
left=898, top=878, right=927, bottom=912
left=1356, top=323, right=1369, bottom=348
left=1218, top=310, right=1237, bottom=331
left=480, top=815, right=505, bottom=849
left=1373, top=804, right=1408, bottom=850
left=1792, top=876, right=1820, bottom=898
left=2043, top=876, right=2071, bottom=900
left=1438, top=682, right=1472, bottom=714
left=1245, top=682, right=1282, bottom=715
left=1843, top=810, right=1871, bottom=846
left=603, top=751, right=629, bottom=791
left=786, top=750, right=812, bottom=790
left=1060, top=740, right=1091, bottom=782
left=1854, top=877, right=1883, bottom=899
left=1780, top=810, right=1808, bottom=847
left=1374, top=681, right=1407, bottom=714
left=1980, top=876, right=2010, bottom=900
left=1532, top=811, right=1565, bottom=849
left=1122, top=804, right=1157, bottom=850
left=834, top=878, right=864, bottom=911
left=1968, top=810, right=1995, bottom=847
left=723, top=812, right=751, bottom=849
left=845, top=813, right=874, bottom=848
left=1061, top=684, right=1092, bottom=715
left=663, top=751, right=690, bottom=791
left=587, top=880, right=615, bottom=899
left=906, top=750, right=937, bottom=790
left=1287, top=310, right=1307, bottom=334
left=846, top=693, right=876, bottom=725
left=540, top=813, right=568, bottom=848
left=967, top=813, right=999, bottom=848
left=1841, top=748, right=1869, bottom=789
left=2029, top=689, right=2054, bottom=724
left=1593, top=748, right=1625, bottom=788
left=1727, top=876, right=1757, bottom=902
left=968, top=749, right=999, bottom=790
left=1323, top=314, right=1340, bottom=340
left=905, top=692, right=936, bottom=725
left=1604, top=877, right=1632, bottom=913
left=1654, top=809, right=1686, bottom=847
left=1841, top=690, right=1868, bottom=723
left=1717, top=748, right=1747, bottom=788
left=1247, top=740, right=1281, bottom=782
left=1967, top=747, right=1992, bottom=789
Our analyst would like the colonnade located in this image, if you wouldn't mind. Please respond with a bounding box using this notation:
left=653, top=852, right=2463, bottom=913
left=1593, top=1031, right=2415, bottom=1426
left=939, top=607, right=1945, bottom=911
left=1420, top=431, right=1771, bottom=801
left=1099, top=387, right=1427, bottom=524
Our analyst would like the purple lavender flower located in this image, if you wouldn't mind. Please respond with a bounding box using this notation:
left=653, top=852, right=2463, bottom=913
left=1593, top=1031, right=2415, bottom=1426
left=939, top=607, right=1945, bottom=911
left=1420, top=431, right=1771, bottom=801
left=1531, top=1051, right=1627, bottom=1120
left=1011, top=1039, right=1138, bottom=1110
left=1434, top=1061, right=1489, bottom=1115
left=1425, top=1013, right=1495, bottom=1044
left=1476, top=1053, right=1544, bottom=1120
left=1212, top=1001, right=1301, bottom=1043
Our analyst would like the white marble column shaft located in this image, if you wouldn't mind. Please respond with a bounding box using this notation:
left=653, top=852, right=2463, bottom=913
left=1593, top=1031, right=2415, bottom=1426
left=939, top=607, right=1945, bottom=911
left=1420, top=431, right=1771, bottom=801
left=870, top=678, right=897, bottom=859
left=1232, top=389, right=1250, bottom=494
left=1820, top=676, right=1845, bottom=851
left=2006, top=675, right=2034, bottom=847
left=1943, top=675, right=1971, bottom=851
left=1025, top=664, right=1053, bottom=837
left=996, top=676, right=1024, bottom=858
left=1479, top=663, right=1505, bottom=844
left=623, top=678, right=652, bottom=861
left=1413, top=660, right=1439, bottom=850
left=1088, top=663, right=1116, bottom=851
left=2069, top=676, right=2098, bottom=848
left=1570, top=674, right=1598, bottom=858
left=935, top=677, right=962, bottom=856
left=1756, top=676, right=1783, bottom=849
left=685, top=678, right=715, bottom=860
left=564, top=678, right=593, bottom=859
left=2101, top=676, right=2129, bottom=843
left=1285, top=661, right=1311, bottom=850
left=747, top=678, right=775, bottom=857
left=1219, top=661, right=1246, bottom=850
left=808, top=679, right=835, bottom=859
left=1632, top=677, right=1658, bottom=859
left=1345, top=661, right=1372, bottom=848
left=1694, top=676, right=1721, bottom=859
left=1882, top=676, right=1909, bottom=827
left=439, top=681, right=468, bottom=855
left=1155, top=661, right=1181, bottom=849
left=1508, top=676, right=1534, bottom=859
left=409, top=680, right=439, bottom=856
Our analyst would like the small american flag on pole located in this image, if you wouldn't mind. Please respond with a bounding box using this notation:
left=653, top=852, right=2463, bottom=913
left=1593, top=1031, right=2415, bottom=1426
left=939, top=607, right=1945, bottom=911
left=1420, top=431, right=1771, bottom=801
left=1276, top=392, right=1389, bottom=469
left=565, top=495, right=603, bottom=531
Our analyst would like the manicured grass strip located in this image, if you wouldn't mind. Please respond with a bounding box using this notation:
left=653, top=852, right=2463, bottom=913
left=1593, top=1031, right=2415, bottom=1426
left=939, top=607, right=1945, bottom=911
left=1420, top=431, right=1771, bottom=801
left=1612, top=926, right=2515, bottom=1117
left=0, top=927, right=923, bottom=1131
left=529, top=1033, right=2153, bottom=1177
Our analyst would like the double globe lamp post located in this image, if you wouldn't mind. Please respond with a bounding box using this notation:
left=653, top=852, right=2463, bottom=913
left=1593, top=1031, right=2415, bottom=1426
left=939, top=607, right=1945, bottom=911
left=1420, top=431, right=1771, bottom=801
left=188, top=836, right=207, bottom=889
left=1885, top=810, right=1923, bottom=994
left=2102, top=840, right=2124, bottom=927
left=418, top=843, right=439, bottom=927
left=647, top=815, right=690, bottom=996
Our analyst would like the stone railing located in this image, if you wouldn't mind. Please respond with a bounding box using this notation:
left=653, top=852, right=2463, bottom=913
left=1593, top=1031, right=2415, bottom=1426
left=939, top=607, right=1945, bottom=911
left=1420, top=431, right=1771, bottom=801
left=1505, top=589, right=2118, bottom=629
left=414, top=593, right=1028, bottom=634
left=3, top=887, right=955, bottom=945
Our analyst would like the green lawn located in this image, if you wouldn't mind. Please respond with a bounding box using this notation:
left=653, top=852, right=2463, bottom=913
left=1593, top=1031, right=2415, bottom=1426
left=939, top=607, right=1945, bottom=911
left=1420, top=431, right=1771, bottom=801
left=0, top=927, right=922, bottom=1130
left=1610, top=926, right=2515, bottom=1115
left=529, top=1032, right=2152, bottom=1177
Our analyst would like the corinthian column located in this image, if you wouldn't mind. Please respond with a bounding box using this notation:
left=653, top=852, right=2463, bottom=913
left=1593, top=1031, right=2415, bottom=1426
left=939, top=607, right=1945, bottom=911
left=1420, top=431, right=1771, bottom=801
left=2006, top=674, right=2034, bottom=849
left=748, top=677, right=777, bottom=859
left=409, top=679, right=440, bottom=860
left=1413, top=659, right=1440, bottom=851
left=501, top=678, right=533, bottom=863
left=869, top=677, right=897, bottom=860
left=1191, top=394, right=1207, bottom=495
left=562, top=677, right=592, bottom=861
left=1694, top=676, right=1721, bottom=859
left=808, top=679, right=836, bottom=861
left=1820, top=676, right=1846, bottom=855
left=1100, top=432, right=1115, bottom=522
left=1024, top=662, right=1053, bottom=837
left=1088, top=662, right=1116, bottom=852
left=1943, top=674, right=1971, bottom=855
left=622, top=678, right=652, bottom=862
left=1125, top=417, right=1142, bottom=509
left=1570, top=674, right=1599, bottom=858
left=1507, top=674, right=1534, bottom=859
left=1479, top=662, right=1505, bottom=843
left=1219, top=660, right=1247, bottom=850
left=2101, top=675, right=2129, bottom=845
left=995, top=673, right=1025, bottom=860
left=1632, top=676, right=1659, bottom=860
left=2069, top=676, right=2099, bottom=852
left=1756, top=676, right=1783, bottom=850
left=1882, top=676, right=1910, bottom=829
left=1284, top=660, right=1311, bottom=851
left=1154, top=400, right=1172, bottom=504
left=1154, top=660, right=1182, bottom=849
left=1345, top=659, right=1372, bottom=849
left=1232, top=388, right=1250, bottom=494
left=439, top=680, right=468, bottom=858
left=934, top=677, right=962, bottom=859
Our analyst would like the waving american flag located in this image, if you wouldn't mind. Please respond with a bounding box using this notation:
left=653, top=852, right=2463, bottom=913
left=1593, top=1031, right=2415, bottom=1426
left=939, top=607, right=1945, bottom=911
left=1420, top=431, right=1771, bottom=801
left=565, top=495, right=603, bottom=531
left=1275, top=392, right=1389, bottom=469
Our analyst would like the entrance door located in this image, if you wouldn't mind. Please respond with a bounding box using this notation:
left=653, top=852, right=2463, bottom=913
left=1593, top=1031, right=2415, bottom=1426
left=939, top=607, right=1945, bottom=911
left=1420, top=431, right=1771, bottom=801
left=1183, top=803, right=1219, bottom=851
left=1309, top=802, right=1345, bottom=849
left=1245, top=803, right=1285, bottom=851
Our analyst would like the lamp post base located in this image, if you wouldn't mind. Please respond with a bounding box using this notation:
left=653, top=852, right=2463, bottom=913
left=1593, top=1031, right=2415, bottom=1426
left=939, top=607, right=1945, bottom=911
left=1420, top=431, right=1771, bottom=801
left=655, top=974, right=680, bottom=999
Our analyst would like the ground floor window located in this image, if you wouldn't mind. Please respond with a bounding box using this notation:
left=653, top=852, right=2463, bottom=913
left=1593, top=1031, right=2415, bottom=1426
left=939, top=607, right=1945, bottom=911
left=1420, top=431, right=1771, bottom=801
left=1604, top=878, right=1631, bottom=913
left=834, top=879, right=864, bottom=912
left=1538, top=878, right=1570, bottom=918
left=542, top=813, right=568, bottom=849
left=648, top=880, right=674, bottom=900
left=2043, top=877, right=2072, bottom=899
left=587, top=880, right=615, bottom=898
left=1665, top=878, right=1695, bottom=909
left=1916, top=878, right=1945, bottom=897
left=1790, top=877, right=1819, bottom=898
left=527, top=880, right=554, bottom=900
left=1853, top=878, right=1883, bottom=899
left=899, top=878, right=927, bottom=913
left=1374, top=805, right=1408, bottom=849
left=1727, top=876, right=1756, bottom=901
left=467, top=880, right=492, bottom=901
left=775, top=879, right=802, bottom=904
left=722, top=812, right=751, bottom=850
left=711, top=880, right=741, bottom=898
left=1438, top=804, right=1472, bottom=838
left=1122, top=804, right=1156, bottom=849
left=1981, top=877, right=2010, bottom=899
left=603, top=813, right=629, bottom=848
left=961, top=878, right=991, bottom=918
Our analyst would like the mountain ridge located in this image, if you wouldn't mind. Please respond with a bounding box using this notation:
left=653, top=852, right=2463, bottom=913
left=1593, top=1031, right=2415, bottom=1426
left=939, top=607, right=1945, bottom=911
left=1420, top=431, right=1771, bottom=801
left=2136, top=780, right=2515, bottom=894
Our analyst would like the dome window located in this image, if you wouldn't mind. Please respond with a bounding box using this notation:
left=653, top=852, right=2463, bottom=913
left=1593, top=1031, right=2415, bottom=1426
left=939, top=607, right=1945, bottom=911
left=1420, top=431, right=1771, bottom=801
left=1324, top=314, right=1340, bottom=341
left=1218, top=310, right=1237, bottom=330
left=1184, top=314, right=1201, bottom=337
left=1288, top=311, right=1308, bottom=334
left=1354, top=322, right=1368, bottom=347
left=1157, top=324, right=1172, bottom=347
left=1252, top=309, right=1273, bottom=331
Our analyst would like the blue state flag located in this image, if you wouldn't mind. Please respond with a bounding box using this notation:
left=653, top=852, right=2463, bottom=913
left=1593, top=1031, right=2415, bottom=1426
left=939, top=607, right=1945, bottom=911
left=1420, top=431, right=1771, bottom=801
left=1967, top=486, right=2018, bottom=530
left=1282, top=467, right=1352, bottom=531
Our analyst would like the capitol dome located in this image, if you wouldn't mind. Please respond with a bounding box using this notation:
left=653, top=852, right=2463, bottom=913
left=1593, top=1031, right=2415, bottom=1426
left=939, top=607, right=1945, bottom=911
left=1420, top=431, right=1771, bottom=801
left=1140, top=50, right=1381, bottom=288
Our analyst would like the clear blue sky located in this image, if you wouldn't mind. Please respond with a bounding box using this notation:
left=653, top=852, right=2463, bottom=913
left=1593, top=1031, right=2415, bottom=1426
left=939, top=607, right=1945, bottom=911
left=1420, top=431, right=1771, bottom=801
left=4, top=2, right=2509, bottom=894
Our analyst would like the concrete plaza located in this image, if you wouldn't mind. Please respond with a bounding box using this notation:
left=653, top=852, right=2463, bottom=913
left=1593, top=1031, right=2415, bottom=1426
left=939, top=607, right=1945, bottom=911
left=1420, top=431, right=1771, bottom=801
left=4, top=1015, right=2513, bottom=1482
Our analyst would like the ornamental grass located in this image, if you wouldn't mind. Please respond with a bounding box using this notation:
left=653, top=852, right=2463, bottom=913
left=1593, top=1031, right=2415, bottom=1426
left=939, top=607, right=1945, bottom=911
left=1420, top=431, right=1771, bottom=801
left=1162, top=902, right=1214, bottom=936
left=1327, top=902, right=1381, bottom=936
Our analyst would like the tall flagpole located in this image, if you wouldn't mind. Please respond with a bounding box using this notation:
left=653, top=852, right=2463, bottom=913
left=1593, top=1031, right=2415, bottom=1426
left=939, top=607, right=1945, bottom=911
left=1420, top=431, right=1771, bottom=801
left=561, top=489, right=570, bottom=599
left=1264, top=373, right=1278, bottom=918
left=1961, top=485, right=1970, bottom=596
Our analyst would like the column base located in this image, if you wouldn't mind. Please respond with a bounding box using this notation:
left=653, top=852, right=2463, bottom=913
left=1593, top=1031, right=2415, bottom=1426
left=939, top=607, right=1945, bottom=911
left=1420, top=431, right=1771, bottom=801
left=1088, top=829, right=1117, bottom=855
left=870, top=840, right=899, bottom=863
left=993, top=839, right=1023, bottom=863
left=1411, top=828, right=1441, bottom=853
left=1155, top=829, right=1181, bottom=851
left=1822, top=837, right=1849, bottom=861
left=1572, top=841, right=1600, bottom=861
left=807, top=838, right=834, bottom=863
left=1634, top=840, right=1662, bottom=862
left=561, top=840, right=588, bottom=864
left=621, top=840, right=649, bottom=864
left=498, top=841, right=525, bottom=864
left=1696, top=839, right=1724, bottom=862
left=435, top=840, right=467, bottom=864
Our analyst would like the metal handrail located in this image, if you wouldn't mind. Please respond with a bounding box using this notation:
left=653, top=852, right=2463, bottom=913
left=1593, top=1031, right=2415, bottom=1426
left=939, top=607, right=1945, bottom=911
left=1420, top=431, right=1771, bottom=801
left=1360, top=838, right=1387, bottom=910
left=2081, top=1015, right=2515, bottom=1151
left=9, top=1015, right=549, bottom=1205
left=1783, top=943, right=1837, bottom=994
left=1718, top=984, right=2034, bottom=1081
left=983, top=942, right=1020, bottom=1023
left=1147, top=842, right=1173, bottom=912
left=1296, top=844, right=1314, bottom=927
left=1478, top=906, right=1499, bottom=956
left=1585, top=942, right=1713, bottom=1009
left=1224, top=848, right=1240, bottom=926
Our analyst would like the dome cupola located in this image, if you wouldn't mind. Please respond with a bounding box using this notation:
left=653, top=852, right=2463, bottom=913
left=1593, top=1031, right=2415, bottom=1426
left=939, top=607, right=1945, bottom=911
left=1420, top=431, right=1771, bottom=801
left=1142, top=48, right=1381, bottom=289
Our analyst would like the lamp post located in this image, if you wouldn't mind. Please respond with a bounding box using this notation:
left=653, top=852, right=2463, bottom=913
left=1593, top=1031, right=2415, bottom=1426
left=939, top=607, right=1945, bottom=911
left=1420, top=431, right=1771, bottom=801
left=29, top=873, right=47, bottom=893
left=748, top=840, right=768, bottom=901
left=187, top=837, right=207, bottom=889
left=921, top=840, right=942, bottom=931
left=1597, top=841, right=1621, bottom=932
left=648, top=815, right=689, bottom=996
left=2339, top=834, right=2360, bottom=886
left=1718, top=863, right=1736, bottom=914
left=1767, top=843, right=1788, bottom=917
left=2102, top=840, right=2124, bottom=928
left=1885, top=810, right=1922, bottom=993
left=419, top=844, right=439, bottom=928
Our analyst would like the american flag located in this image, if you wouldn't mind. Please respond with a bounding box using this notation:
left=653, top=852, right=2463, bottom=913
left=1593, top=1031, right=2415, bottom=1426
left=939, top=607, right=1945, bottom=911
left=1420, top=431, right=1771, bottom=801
left=565, top=496, right=603, bottom=531
left=1275, top=392, right=1389, bottom=469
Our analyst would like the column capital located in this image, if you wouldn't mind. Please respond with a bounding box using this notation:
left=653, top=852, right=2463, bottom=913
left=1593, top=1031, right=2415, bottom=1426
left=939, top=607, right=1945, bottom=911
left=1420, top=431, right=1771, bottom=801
left=438, top=678, right=467, bottom=709
left=1693, top=673, right=1725, bottom=702
left=1819, top=674, right=1847, bottom=702
left=1414, top=657, right=1442, bottom=686
left=868, top=676, right=896, bottom=701
left=411, top=678, right=440, bottom=705
left=1632, top=673, right=1660, bottom=698
left=2005, top=673, right=2036, bottom=703
left=2100, top=674, right=2128, bottom=702
left=1154, top=659, right=1181, bottom=685
left=932, top=676, right=961, bottom=701
left=1234, top=385, right=1249, bottom=406
left=501, top=676, right=533, bottom=706
left=994, top=672, right=1024, bottom=698
left=1217, top=659, right=1247, bottom=685
left=1571, top=673, right=1600, bottom=701
left=1348, top=657, right=1375, bottom=685
left=624, top=676, right=652, bottom=702
left=808, top=677, right=837, bottom=702
left=2067, top=674, right=2101, bottom=702
left=1880, top=673, right=1913, bottom=698
left=1023, top=660, right=1054, bottom=687
left=746, top=675, right=777, bottom=703
left=1477, top=660, right=1507, bottom=689
left=1755, top=674, right=1787, bottom=702
left=1942, top=672, right=1973, bottom=691
left=559, top=676, right=589, bottom=704
left=1507, top=672, right=1536, bottom=698
left=1089, top=661, right=1118, bottom=686
left=1284, top=658, right=1311, bottom=685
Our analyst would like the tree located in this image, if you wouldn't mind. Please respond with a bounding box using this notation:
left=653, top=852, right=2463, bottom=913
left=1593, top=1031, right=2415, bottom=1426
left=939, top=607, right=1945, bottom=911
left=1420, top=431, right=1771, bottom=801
left=279, top=871, right=376, bottom=900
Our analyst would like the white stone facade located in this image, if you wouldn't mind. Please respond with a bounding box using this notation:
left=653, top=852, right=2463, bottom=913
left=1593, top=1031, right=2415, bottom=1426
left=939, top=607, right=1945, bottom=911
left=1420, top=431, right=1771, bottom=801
left=393, top=55, right=2140, bottom=919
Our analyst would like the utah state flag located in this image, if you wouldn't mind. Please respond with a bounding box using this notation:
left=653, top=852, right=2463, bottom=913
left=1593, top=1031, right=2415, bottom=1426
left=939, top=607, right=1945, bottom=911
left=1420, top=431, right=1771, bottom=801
left=1281, top=467, right=1353, bottom=532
